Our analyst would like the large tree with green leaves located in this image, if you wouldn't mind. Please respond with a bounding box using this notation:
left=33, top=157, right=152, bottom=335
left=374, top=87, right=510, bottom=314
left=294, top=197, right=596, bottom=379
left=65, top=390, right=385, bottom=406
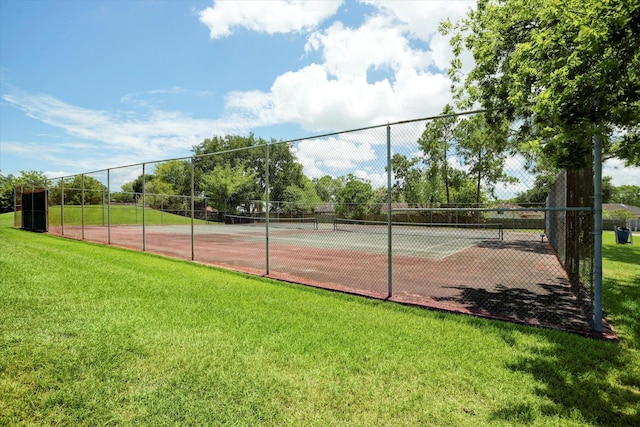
left=2, top=171, right=53, bottom=212
left=444, top=0, right=640, bottom=168
left=200, top=162, right=256, bottom=213
left=192, top=134, right=306, bottom=210
left=313, top=175, right=345, bottom=203
left=417, top=104, right=459, bottom=205
left=335, top=174, right=375, bottom=220
left=455, top=114, right=517, bottom=207
left=152, top=160, right=191, bottom=196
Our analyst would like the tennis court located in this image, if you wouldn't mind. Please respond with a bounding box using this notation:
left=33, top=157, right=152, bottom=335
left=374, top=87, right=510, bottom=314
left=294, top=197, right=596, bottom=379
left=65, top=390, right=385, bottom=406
left=49, top=217, right=593, bottom=335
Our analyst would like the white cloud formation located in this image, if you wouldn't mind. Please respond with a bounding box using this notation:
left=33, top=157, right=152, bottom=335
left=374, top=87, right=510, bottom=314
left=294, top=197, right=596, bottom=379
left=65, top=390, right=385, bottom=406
left=199, top=0, right=342, bottom=39
left=604, top=158, right=640, bottom=187
left=293, top=136, right=377, bottom=177
left=219, top=1, right=471, bottom=134
left=1, top=90, right=252, bottom=172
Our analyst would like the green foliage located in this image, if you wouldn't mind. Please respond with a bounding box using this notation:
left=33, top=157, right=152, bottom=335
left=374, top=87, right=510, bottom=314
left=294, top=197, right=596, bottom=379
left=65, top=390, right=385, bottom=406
left=515, top=171, right=558, bottom=205
left=335, top=174, right=375, bottom=219
left=389, top=154, right=422, bottom=204
left=445, top=0, right=640, bottom=168
left=0, top=171, right=51, bottom=213
left=281, top=176, right=322, bottom=213
left=152, top=160, right=191, bottom=196
left=611, top=185, right=640, bottom=207
left=313, top=175, right=345, bottom=202
left=0, top=172, right=15, bottom=213
left=417, top=104, right=458, bottom=204
left=413, top=109, right=514, bottom=207
left=192, top=134, right=306, bottom=212
left=455, top=114, right=518, bottom=204
left=200, top=162, right=256, bottom=213
left=604, top=208, right=636, bottom=222
left=48, top=175, right=107, bottom=206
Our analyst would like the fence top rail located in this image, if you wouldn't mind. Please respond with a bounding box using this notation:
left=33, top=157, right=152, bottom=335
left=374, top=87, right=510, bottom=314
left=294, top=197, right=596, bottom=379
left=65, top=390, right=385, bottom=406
left=42, top=106, right=512, bottom=181
left=392, top=207, right=593, bottom=213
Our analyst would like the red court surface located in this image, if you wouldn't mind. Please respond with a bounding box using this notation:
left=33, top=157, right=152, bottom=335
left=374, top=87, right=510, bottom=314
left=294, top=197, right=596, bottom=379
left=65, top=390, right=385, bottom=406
left=48, top=224, right=612, bottom=338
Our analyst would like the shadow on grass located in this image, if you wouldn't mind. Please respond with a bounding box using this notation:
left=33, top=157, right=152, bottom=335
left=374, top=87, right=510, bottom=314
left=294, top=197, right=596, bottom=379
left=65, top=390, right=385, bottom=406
left=479, top=238, right=640, bottom=425
left=602, top=241, right=640, bottom=267
left=493, top=330, right=639, bottom=426
left=604, top=274, right=640, bottom=350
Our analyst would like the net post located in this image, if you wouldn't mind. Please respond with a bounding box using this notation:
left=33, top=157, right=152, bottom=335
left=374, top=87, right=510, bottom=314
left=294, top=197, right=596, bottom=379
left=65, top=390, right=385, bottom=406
left=593, top=132, right=603, bottom=333
left=387, top=124, right=392, bottom=299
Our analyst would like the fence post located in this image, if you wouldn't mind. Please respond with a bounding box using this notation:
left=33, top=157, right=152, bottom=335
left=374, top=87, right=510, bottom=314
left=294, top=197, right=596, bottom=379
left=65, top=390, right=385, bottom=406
left=61, top=178, right=65, bottom=236
left=387, top=124, right=393, bottom=298
left=107, top=169, right=111, bottom=244
left=142, top=164, right=146, bottom=252
left=81, top=174, right=85, bottom=240
left=191, top=158, right=195, bottom=261
left=593, top=133, right=603, bottom=333
left=31, top=182, right=35, bottom=233
left=265, top=141, right=270, bottom=275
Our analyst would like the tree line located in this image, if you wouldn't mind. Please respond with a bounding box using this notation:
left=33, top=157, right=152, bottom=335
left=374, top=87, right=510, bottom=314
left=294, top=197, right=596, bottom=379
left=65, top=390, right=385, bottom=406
left=2, top=0, right=638, bottom=218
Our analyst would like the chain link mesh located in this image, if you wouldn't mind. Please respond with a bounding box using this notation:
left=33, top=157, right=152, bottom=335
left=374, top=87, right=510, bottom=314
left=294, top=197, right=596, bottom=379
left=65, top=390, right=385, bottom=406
left=31, top=112, right=596, bottom=333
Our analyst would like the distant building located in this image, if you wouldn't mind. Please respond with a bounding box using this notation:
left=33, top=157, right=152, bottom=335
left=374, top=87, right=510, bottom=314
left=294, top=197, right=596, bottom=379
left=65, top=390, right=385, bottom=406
left=603, top=204, right=640, bottom=230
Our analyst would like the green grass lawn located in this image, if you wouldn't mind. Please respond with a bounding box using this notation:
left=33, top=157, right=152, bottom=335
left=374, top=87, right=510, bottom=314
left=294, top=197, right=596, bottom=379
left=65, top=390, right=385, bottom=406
left=44, top=204, right=208, bottom=226
left=1, top=213, right=638, bottom=426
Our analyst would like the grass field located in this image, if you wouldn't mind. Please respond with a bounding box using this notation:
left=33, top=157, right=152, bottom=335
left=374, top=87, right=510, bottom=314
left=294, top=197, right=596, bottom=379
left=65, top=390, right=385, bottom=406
left=1, top=213, right=638, bottom=426
left=39, top=204, right=208, bottom=226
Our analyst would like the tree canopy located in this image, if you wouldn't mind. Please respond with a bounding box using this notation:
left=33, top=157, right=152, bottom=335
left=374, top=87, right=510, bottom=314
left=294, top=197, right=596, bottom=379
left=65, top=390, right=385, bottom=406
left=444, top=0, right=640, bottom=168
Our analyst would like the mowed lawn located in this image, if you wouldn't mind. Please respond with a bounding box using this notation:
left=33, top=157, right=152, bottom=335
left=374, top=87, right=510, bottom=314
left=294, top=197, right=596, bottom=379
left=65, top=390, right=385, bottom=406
left=44, top=204, right=207, bottom=226
left=1, top=213, right=638, bottom=426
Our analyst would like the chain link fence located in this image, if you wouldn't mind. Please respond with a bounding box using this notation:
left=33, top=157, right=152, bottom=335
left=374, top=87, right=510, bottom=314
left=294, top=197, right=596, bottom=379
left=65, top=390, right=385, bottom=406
left=16, top=111, right=597, bottom=334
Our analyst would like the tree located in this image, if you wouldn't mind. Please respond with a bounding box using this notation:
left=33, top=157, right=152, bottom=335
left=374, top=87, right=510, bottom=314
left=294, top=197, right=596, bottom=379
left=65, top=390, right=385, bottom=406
left=1, top=171, right=52, bottom=212
left=335, top=174, right=375, bottom=220
left=455, top=114, right=518, bottom=209
left=611, top=184, right=640, bottom=207
left=192, top=134, right=305, bottom=208
left=0, top=172, right=15, bottom=213
left=200, top=162, right=256, bottom=213
left=281, top=176, right=322, bottom=214
left=152, top=160, right=191, bottom=196
left=55, top=175, right=107, bottom=205
left=389, top=154, right=421, bottom=204
left=514, top=171, right=558, bottom=205
left=444, top=0, right=640, bottom=168
left=601, top=176, right=615, bottom=204
left=417, top=104, right=459, bottom=205
left=313, top=175, right=345, bottom=202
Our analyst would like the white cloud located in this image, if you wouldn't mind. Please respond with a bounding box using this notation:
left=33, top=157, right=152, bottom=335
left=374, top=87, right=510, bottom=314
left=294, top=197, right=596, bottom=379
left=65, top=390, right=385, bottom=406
left=199, top=0, right=342, bottom=39
left=604, top=158, right=640, bottom=187
left=354, top=169, right=386, bottom=188
left=1, top=90, right=258, bottom=176
left=220, top=1, right=472, bottom=133
left=362, top=1, right=474, bottom=41
left=293, top=136, right=377, bottom=178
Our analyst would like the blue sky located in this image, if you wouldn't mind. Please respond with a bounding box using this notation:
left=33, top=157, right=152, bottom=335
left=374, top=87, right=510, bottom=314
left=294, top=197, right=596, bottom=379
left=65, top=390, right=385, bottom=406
left=1, top=0, right=638, bottom=194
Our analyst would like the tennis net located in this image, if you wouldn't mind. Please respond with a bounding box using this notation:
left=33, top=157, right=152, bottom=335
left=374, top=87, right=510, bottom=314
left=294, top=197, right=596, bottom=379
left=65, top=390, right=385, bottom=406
left=225, top=214, right=319, bottom=230
left=334, top=218, right=504, bottom=240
